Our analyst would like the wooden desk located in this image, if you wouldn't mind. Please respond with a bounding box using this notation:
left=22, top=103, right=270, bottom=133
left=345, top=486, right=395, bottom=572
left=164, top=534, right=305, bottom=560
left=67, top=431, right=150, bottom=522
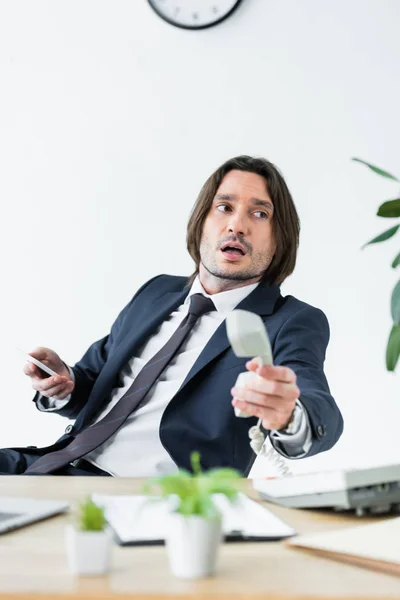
left=0, top=476, right=398, bottom=599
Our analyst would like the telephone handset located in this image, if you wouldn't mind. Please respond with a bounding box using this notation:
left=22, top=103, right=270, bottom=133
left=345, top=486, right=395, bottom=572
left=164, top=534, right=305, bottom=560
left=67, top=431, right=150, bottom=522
left=226, top=310, right=291, bottom=476
left=226, top=309, right=273, bottom=418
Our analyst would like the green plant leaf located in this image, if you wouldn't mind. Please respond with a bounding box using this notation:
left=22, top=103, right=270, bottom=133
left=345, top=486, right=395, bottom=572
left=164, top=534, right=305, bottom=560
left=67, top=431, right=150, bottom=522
left=386, top=324, right=400, bottom=371
left=195, top=495, right=218, bottom=519
left=352, top=158, right=399, bottom=181
left=392, top=252, right=400, bottom=269
left=76, top=497, right=107, bottom=531
left=391, top=279, right=400, bottom=324
left=204, top=468, right=242, bottom=479
left=377, top=199, right=400, bottom=218
left=196, top=475, right=241, bottom=502
left=190, top=451, right=202, bottom=476
left=362, top=225, right=400, bottom=248
left=143, top=452, right=242, bottom=519
left=144, top=471, right=194, bottom=500
left=180, top=495, right=198, bottom=516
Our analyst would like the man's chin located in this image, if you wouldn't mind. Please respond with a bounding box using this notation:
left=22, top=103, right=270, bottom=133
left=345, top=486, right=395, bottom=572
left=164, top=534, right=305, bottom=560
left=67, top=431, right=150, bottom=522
left=206, top=265, right=260, bottom=282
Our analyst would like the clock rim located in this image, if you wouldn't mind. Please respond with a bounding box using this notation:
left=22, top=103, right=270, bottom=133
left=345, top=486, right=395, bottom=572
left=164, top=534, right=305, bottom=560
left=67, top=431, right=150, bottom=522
left=147, top=0, right=243, bottom=31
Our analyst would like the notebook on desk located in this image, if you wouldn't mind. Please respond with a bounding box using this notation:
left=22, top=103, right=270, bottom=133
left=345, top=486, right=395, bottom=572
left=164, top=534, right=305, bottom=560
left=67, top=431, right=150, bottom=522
left=92, top=493, right=295, bottom=546
left=288, top=517, right=400, bottom=577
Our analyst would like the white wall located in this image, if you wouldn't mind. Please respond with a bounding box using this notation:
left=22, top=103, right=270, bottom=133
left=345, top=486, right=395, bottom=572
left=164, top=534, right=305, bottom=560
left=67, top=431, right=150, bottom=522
left=0, top=0, right=399, bottom=475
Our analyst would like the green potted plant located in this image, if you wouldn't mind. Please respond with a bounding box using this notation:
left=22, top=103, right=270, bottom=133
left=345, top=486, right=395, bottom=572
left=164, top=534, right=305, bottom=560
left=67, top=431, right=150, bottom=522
left=65, top=497, right=111, bottom=575
left=144, top=451, right=242, bottom=579
left=353, top=158, right=400, bottom=371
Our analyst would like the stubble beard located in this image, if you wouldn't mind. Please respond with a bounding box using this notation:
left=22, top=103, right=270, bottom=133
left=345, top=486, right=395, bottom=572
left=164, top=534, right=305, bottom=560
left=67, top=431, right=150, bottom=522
left=202, top=259, right=266, bottom=282
left=200, top=248, right=273, bottom=283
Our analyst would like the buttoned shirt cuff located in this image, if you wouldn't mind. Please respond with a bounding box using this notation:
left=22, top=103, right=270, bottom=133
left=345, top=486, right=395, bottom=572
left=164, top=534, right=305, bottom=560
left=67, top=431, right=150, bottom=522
left=268, top=399, right=312, bottom=458
left=36, top=366, right=75, bottom=412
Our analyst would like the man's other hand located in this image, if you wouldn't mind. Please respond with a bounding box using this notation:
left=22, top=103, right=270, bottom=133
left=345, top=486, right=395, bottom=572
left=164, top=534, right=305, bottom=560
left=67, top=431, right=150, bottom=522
left=24, top=347, right=74, bottom=400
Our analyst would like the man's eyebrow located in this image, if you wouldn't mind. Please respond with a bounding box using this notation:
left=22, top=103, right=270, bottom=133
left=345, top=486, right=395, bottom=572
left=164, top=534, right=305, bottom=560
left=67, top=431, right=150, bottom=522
left=252, top=198, right=274, bottom=211
left=214, top=193, right=273, bottom=211
left=214, top=193, right=235, bottom=202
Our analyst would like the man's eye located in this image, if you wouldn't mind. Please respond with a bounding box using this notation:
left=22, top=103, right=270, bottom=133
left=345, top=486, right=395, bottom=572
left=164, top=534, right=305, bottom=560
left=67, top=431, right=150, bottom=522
left=217, top=204, right=231, bottom=212
left=254, top=211, right=268, bottom=219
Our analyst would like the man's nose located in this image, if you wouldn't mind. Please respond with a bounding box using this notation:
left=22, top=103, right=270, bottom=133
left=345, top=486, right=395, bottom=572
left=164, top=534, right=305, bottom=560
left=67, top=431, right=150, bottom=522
left=227, top=211, right=249, bottom=236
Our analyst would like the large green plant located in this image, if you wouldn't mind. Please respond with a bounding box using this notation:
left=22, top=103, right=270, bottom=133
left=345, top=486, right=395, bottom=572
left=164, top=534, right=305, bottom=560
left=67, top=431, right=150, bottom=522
left=144, top=452, right=242, bottom=519
left=353, top=158, right=400, bottom=371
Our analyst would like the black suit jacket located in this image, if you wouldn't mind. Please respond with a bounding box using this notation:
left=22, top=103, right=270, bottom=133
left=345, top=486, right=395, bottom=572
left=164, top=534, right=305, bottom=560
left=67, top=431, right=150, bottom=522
left=27, top=275, right=343, bottom=476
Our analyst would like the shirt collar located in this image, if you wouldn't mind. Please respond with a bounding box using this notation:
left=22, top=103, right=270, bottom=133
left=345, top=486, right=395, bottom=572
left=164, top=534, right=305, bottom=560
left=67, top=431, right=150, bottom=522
left=185, top=276, right=260, bottom=316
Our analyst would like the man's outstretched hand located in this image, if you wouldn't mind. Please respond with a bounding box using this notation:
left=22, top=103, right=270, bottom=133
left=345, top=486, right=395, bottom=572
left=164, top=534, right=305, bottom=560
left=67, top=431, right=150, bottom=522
left=231, top=358, right=299, bottom=431
left=24, top=347, right=74, bottom=400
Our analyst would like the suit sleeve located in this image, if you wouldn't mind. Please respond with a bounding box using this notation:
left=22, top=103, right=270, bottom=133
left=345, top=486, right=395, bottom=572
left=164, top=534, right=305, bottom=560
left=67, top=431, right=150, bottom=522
left=270, top=306, right=343, bottom=457
left=32, top=275, right=161, bottom=419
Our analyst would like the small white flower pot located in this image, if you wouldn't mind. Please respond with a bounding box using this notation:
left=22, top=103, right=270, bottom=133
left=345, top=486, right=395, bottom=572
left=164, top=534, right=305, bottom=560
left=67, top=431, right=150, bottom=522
left=65, top=525, right=112, bottom=575
left=165, top=513, right=222, bottom=579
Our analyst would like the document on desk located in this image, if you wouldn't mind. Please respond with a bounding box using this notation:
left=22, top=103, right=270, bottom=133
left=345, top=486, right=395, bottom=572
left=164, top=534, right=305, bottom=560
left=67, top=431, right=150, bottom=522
left=288, top=517, right=400, bottom=577
left=92, top=493, right=295, bottom=546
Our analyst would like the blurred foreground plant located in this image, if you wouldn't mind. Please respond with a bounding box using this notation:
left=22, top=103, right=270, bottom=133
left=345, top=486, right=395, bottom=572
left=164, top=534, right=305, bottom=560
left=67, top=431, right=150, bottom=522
left=74, top=497, right=107, bottom=531
left=144, top=451, right=242, bottom=519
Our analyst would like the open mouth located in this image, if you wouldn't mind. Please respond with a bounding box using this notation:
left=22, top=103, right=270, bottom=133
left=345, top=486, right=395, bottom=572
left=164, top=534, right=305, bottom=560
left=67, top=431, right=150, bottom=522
left=221, top=246, right=245, bottom=255
left=220, top=244, right=246, bottom=260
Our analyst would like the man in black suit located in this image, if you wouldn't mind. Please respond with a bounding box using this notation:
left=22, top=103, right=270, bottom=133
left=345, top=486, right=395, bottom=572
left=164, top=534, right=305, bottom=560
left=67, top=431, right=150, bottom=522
left=3, top=155, right=343, bottom=476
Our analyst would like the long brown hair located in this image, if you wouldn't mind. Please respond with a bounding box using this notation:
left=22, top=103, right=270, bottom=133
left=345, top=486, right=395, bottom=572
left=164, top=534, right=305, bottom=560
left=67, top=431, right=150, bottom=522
left=186, top=155, right=300, bottom=286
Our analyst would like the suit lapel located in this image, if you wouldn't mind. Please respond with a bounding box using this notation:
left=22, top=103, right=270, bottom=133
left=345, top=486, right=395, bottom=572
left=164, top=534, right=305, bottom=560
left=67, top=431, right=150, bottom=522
left=114, top=288, right=190, bottom=374
left=178, top=280, right=281, bottom=391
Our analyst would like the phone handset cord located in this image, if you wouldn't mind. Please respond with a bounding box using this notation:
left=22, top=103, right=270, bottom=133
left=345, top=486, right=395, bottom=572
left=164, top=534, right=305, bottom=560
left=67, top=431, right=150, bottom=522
left=248, top=420, right=291, bottom=476
left=247, top=356, right=269, bottom=454
left=247, top=357, right=291, bottom=476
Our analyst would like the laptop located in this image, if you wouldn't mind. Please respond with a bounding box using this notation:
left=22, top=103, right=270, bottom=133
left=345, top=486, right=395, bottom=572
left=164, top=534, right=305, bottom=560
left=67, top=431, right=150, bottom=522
left=0, top=497, right=69, bottom=533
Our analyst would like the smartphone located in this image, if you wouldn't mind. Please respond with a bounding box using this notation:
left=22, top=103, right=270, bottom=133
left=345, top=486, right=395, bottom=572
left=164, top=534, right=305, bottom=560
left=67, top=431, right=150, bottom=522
left=25, top=355, right=58, bottom=377
left=17, top=347, right=58, bottom=377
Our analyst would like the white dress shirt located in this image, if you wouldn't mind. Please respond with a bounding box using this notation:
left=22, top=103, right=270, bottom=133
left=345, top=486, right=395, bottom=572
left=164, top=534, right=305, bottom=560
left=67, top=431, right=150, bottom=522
left=38, top=278, right=312, bottom=476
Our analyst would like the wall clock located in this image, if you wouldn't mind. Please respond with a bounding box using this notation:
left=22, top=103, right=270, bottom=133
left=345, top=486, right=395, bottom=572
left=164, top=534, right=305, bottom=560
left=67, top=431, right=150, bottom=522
left=147, top=1, right=243, bottom=30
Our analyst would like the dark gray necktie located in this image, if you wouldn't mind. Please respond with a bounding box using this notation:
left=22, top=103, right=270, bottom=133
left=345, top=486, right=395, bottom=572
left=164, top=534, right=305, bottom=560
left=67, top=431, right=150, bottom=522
left=26, top=293, right=216, bottom=474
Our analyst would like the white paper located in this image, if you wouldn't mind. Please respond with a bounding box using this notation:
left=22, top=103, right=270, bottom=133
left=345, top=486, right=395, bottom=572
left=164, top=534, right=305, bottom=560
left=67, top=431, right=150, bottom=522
left=92, top=493, right=295, bottom=544
left=290, top=517, right=400, bottom=564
